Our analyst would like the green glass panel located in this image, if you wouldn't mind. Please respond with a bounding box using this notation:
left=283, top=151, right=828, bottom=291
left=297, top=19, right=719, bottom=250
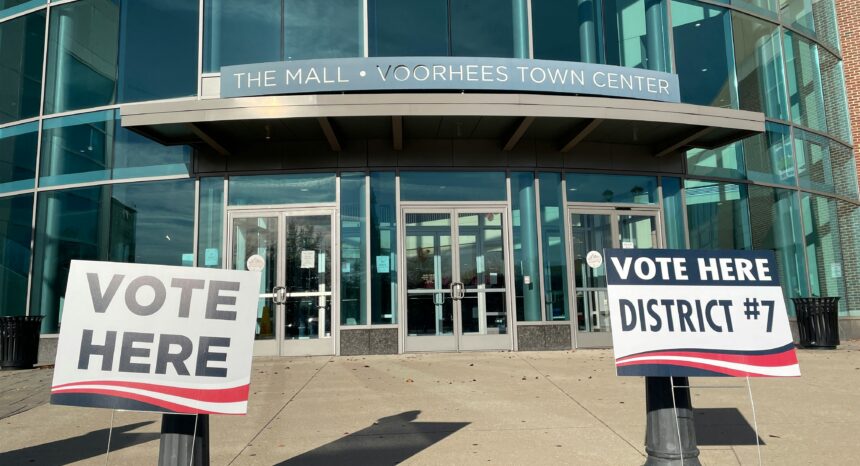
left=744, top=122, right=795, bottom=185
left=39, top=110, right=190, bottom=187
left=539, top=172, right=568, bottom=320
left=511, top=172, right=541, bottom=321
left=732, top=11, right=788, bottom=119
left=228, top=173, right=336, bottom=205
left=783, top=31, right=826, bottom=133
left=44, top=0, right=119, bottom=114
left=370, top=171, right=397, bottom=324
left=283, top=0, right=362, bottom=61
left=685, top=180, right=751, bottom=250
left=661, top=177, right=686, bottom=249
left=835, top=201, right=860, bottom=316
left=198, top=177, right=224, bottom=268
left=566, top=173, right=657, bottom=204
left=450, top=0, right=523, bottom=58
left=30, top=179, right=195, bottom=333
left=802, top=193, right=846, bottom=313
left=779, top=0, right=815, bottom=33
left=603, top=0, right=670, bottom=72
left=340, top=172, right=366, bottom=325
left=0, top=193, right=33, bottom=317
left=794, top=128, right=832, bottom=193
left=687, top=143, right=746, bottom=180
left=532, top=0, right=600, bottom=63
left=0, top=1, right=45, bottom=20
left=399, top=171, right=506, bottom=201
left=118, top=0, right=198, bottom=103
left=818, top=49, right=850, bottom=143
left=0, top=122, right=37, bottom=193
left=671, top=0, right=734, bottom=108
left=731, top=0, right=779, bottom=16
left=369, top=0, right=448, bottom=56
left=0, top=11, right=44, bottom=124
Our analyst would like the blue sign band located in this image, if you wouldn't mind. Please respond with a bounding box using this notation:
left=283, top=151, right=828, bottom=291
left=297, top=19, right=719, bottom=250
left=221, top=57, right=681, bottom=103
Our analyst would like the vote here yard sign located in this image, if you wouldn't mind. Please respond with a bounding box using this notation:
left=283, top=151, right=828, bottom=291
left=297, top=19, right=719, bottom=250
left=50, top=261, right=261, bottom=415
left=605, top=249, right=800, bottom=378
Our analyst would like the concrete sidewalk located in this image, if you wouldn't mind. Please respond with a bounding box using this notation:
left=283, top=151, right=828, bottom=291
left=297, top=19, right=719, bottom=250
left=2, top=345, right=860, bottom=465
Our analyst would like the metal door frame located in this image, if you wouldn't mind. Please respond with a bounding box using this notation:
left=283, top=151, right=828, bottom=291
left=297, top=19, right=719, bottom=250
left=399, top=203, right=515, bottom=352
left=565, top=204, right=664, bottom=348
left=226, top=206, right=338, bottom=357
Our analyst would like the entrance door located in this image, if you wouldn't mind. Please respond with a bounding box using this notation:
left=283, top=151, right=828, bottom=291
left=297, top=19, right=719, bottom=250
left=569, top=208, right=661, bottom=348
left=228, top=209, right=336, bottom=356
left=401, top=208, right=512, bottom=352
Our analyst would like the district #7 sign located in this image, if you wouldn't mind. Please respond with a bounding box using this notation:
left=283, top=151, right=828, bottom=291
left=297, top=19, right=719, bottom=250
left=50, top=261, right=261, bottom=415
left=605, top=249, right=800, bottom=378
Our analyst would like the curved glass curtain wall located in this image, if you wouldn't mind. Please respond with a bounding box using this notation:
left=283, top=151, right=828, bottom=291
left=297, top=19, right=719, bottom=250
left=0, top=0, right=858, bottom=328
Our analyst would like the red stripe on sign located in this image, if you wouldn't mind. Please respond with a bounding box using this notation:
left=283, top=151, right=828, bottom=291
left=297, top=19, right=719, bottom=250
left=616, top=348, right=797, bottom=367
left=615, top=358, right=799, bottom=377
left=51, top=381, right=249, bottom=403
left=49, top=388, right=241, bottom=414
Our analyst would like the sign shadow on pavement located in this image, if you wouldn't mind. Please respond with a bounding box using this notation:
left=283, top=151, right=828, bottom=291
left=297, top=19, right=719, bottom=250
left=693, top=408, right=766, bottom=446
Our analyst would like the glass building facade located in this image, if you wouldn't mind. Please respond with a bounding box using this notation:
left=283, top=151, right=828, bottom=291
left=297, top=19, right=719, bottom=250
left=1, top=0, right=857, bottom=355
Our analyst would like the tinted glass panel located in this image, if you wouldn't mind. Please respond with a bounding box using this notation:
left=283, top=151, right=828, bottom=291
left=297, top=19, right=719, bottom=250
left=732, top=11, right=787, bottom=119
left=661, top=177, right=686, bottom=249
left=794, top=128, right=833, bottom=193
left=399, top=171, right=506, bottom=201
left=450, top=0, right=523, bottom=58
left=340, top=172, right=366, bottom=325
left=687, top=143, right=745, bottom=179
left=511, top=172, right=541, bottom=321
left=1, top=1, right=44, bottom=20
left=118, top=0, right=198, bottom=102
left=39, top=110, right=191, bottom=187
left=198, top=177, right=224, bottom=268
left=0, top=122, right=37, bottom=193
left=284, top=0, right=362, bottom=60
left=0, top=11, right=45, bottom=124
left=368, top=0, right=448, bottom=56
left=228, top=173, right=336, bottom=205
left=802, top=193, right=846, bottom=313
left=44, top=0, right=119, bottom=114
left=604, top=0, right=670, bottom=72
left=784, top=31, right=826, bottom=133
left=30, top=179, right=195, bottom=332
left=686, top=180, right=751, bottom=250
left=532, top=0, right=600, bottom=63
left=0, top=193, right=32, bottom=317
left=818, top=49, right=850, bottom=143
left=836, top=201, right=860, bottom=316
left=744, top=122, right=795, bottom=185
left=539, top=172, right=568, bottom=320
left=780, top=0, right=814, bottom=33
left=671, top=0, right=734, bottom=108
left=370, top=172, right=397, bottom=324
left=566, top=173, right=657, bottom=204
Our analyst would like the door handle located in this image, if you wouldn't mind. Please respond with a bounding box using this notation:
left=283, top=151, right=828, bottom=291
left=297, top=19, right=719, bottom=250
left=451, top=282, right=465, bottom=301
left=272, top=286, right=287, bottom=304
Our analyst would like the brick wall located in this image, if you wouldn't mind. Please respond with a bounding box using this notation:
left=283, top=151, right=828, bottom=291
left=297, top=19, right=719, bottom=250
left=836, top=0, right=860, bottom=180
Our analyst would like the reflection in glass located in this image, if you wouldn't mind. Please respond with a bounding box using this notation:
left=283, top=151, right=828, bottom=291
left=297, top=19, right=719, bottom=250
left=566, top=173, right=658, bottom=204
left=284, top=0, right=362, bottom=60
left=532, top=0, right=600, bottom=63
left=369, top=0, right=449, bottom=56
left=232, top=216, right=278, bottom=339
left=0, top=11, right=44, bottom=124
left=198, top=177, right=224, bottom=268
left=0, top=194, right=33, bottom=317
left=784, top=31, right=826, bottom=133
left=794, top=128, right=833, bottom=193
left=256, top=297, right=276, bottom=340
left=661, top=177, right=686, bottom=249
left=228, top=173, right=336, bottom=206
left=0, top=122, right=38, bottom=193
left=405, top=213, right=453, bottom=336
left=284, top=296, right=330, bottom=339
left=686, top=180, right=751, bottom=250
left=687, top=144, right=745, bottom=180
left=744, top=123, right=795, bottom=185
left=458, top=212, right=507, bottom=335
left=539, top=173, right=569, bottom=320
left=671, top=0, right=734, bottom=108
left=399, top=171, right=506, bottom=202
left=340, top=172, right=366, bottom=325
left=603, top=0, right=670, bottom=72
left=618, top=215, right=657, bottom=249
left=370, top=172, right=397, bottom=324
left=0, top=1, right=45, bottom=21
left=511, top=173, right=541, bottom=321
left=802, top=193, right=845, bottom=313
left=732, top=11, right=787, bottom=119
left=283, top=215, right=331, bottom=339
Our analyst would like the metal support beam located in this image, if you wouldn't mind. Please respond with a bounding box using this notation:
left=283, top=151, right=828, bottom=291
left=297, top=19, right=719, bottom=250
left=503, top=116, right=535, bottom=151
left=654, top=127, right=713, bottom=158
left=392, top=115, right=403, bottom=151
left=318, top=117, right=342, bottom=152
left=560, top=118, right=603, bottom=153
left=188, top=123, right=230, bottom=156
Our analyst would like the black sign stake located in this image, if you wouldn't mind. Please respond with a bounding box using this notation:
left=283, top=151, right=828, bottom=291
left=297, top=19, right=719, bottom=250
left=158, top=414, right=209, bottom=466
left=644, top=377, right=700, bottom=465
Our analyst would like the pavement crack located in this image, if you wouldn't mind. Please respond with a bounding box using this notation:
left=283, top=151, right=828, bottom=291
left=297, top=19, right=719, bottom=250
left=227, top=358, right=333, bottom=465
left=516, top=354, right=645, bottom=458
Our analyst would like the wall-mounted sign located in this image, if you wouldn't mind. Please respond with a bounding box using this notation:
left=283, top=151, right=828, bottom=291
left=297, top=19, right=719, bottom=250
left=604, top=249, right=800, bottom=378
left=246, top=254, right=265, bottom=272
left=51, top=261, right=262, bottom=414
left=221, top=57, right=681, bottom=103
left=586, top=250, right=603, bottom=269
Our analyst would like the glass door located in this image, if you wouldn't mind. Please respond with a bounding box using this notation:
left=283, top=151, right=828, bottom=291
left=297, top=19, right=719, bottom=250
left=228, top=209, right=336, bottom=356
left=569, top=208, right=661, bottom=348
left=402, top=207, right=512, bottom=352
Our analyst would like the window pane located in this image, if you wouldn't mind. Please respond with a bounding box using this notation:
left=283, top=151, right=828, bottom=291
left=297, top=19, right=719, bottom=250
left=566, top=173, right=657, bottom=204
left=783, top=31, right=826, bottom=133
left=451, top=0, right=526, bottom=58
left=809, top=0, right=839, bottom=52
left=340, top=172, right=366, bottom=325
left=532, top=0, right=600, bottom=63
left=283, top=0, right=362, bottom=60
left=818, top=49, right=850, bottom=143
left=744, top=122, right=795, bottom=185
left=731, top=0, right=779, bottom=16
left=0, top=193, right=32, bottom=317
left=539, top=172, right=568, bottom=320
left=44, top=0, right=119, bottom=114
left=603, top=0, right=670, bottom=72
left=198, top=177, right=224, bottom=268
left=661, top=177, right=686, bottom=249
left=118, top=0, right=198, bottom=102
left=671, top=0, right=734, bottom=107
left=370, top=172, right=397, bottom=324
left=732, top=11, right=787, bottom=119
left=779, top=0, right=814, bottom=33
left=0, top=11, right=45, bottom=124
left=802, top=193, right=846, bottom=312
left=686, top=180, right=752, bottom=250
left=836, top=201, right=860, bottom=316
left=748, top=186, right=807, bottom=314
left=399, top=171, right=506, bottom=201
left=228, top=173, right=336, bottom=205
left=0, top=122, right=37, bottom=193
left=368, top=0, right=448, bottom=56
left=687, top=143, right=746, bottom=179
left=39, top=110, right=191, bottom=187
left=204, top=0, right=280, bottom=72
left=1, top=1, right=45, bottom=20
left=511, top=172, right=541, bottom=321
left=794, top=128, right=832, bottom=193
left=30, top=179, right=195, bottom=333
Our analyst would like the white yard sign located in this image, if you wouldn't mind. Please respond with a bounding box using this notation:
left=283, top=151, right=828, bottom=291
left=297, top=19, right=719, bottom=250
left=50, top=261, right=261, bottom=415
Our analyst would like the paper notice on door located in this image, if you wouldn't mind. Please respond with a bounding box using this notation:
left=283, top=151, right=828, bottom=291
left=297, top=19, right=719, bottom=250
left=204, top=248, right=219, bottom=266
left=490, top=272, right=498, bottom=286
left=622, top=241, right=635, bottom=249
left=476, top=256, right=485, bottom=274
left=376, top=255, right=390, bottom=273
left=300, top=250, right=315, bottom=269
left=318, top=252, right=326, bottom=273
